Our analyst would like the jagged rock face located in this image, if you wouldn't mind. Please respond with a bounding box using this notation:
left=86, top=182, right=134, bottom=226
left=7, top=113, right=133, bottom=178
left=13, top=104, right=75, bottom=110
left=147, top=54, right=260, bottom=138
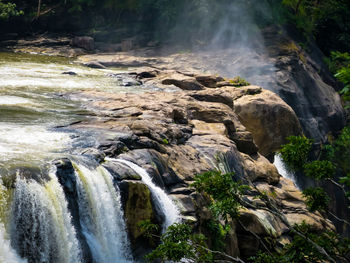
left=67, top=70, right=335, bottom=260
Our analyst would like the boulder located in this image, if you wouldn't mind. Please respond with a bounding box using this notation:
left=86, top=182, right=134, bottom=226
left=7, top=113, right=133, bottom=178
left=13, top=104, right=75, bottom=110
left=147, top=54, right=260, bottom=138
left=162, top=73, right=204, bottom=90
left=234, top=87, right=302, bottom=157
left=70, top=36, right=94, bottom=51
left=119, top=180, right=161, bottom=258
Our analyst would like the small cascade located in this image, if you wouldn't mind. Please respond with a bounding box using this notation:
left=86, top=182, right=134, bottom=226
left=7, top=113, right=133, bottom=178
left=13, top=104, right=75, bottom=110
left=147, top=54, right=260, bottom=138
left=112, top=159, right=180, bottom=231
left=72, top=163, right=133, bottom=263
left=10, top=170, right=82, bottom=263
left=274, top=153, right=299, bottom=189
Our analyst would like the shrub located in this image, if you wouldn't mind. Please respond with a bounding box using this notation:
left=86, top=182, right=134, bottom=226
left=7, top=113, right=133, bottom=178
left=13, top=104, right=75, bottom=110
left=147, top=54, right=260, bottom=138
left=279, top=135, right=313, bottom=171
left=303, top=160, right=335, bottom=180
left=191, top=170, right=249, bottom=220
left=302, top=187, right=330, bottom=212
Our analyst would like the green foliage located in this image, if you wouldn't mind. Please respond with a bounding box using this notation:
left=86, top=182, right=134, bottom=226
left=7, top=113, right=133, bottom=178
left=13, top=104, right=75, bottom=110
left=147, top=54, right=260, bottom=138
left=138, top=219, right=159, bottom=239
left=191, top=170, right=249, bottom=221
left=279, top=135, right=313, bottom=171
left=0, top=0, right=22, bottom=20
left=227, top=76, right=250, bottom=87
left=334, top=126, right=350, bottom=174
left=145, top=223, right=213, bottom=263
left=205, top=219, right=230, bottom=251
left=303, top=160, right=335, bottom=180
left=250, top=222, right=350, bottom=262
left=162, top=138, right=169, bottom=145
left=302, top=187, right=330, bottom=212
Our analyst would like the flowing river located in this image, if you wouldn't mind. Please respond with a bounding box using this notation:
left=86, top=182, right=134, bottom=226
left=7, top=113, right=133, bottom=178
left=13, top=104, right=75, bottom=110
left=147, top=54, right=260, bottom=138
left=0, top=52, right=176, bottom=263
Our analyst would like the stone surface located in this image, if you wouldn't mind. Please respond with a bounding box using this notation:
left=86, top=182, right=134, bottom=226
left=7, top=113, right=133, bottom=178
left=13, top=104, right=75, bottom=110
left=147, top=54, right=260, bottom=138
left=234, top=88, right=302, bottom=157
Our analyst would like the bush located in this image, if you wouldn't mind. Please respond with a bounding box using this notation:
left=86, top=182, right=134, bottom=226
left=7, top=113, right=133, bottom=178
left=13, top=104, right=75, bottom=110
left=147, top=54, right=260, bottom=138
left=302, top=187, right=330, bottom=212
left=191, top=170, right=249, bottom=220
left=279, top=135, right=313, bottom=171
left=303, top=160, right=335, bottom=180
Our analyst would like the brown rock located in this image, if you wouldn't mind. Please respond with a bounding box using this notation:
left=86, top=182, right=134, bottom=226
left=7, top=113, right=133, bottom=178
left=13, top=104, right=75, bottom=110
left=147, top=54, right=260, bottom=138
left=162, top=73, right=204, bottom=90
left=234, top=87, right=302, bottom=157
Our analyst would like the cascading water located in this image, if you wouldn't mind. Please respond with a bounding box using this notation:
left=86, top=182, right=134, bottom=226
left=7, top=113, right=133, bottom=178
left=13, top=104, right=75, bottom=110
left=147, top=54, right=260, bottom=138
left=0, top=223, right=27, bottom=263
left=10, top=169, right=82, bottom=263
left=111, top=159, right=181, bottom=231
left=274, top=153, right=299, bottom=189
left=72, top=162, right=133, bottom=263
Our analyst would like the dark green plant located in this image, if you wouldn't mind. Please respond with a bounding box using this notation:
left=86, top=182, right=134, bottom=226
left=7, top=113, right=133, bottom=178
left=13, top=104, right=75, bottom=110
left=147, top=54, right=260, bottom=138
left=302, top=187, right=330, bottom=212
left=191, top=170, right=249, bottom=221
left=0, top=0, right=22, bottom=20
left=250, top=222, right=350, bottom=263
left=141, top=222, right=213, bottom=263
left=303, top=160, right=335, bottom=180
left=334, top=126, right=350, bottom=174
left=279, top=135, right=313, bottom=171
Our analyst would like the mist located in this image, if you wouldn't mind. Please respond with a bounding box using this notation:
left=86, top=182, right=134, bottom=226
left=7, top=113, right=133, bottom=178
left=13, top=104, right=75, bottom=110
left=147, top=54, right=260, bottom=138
left=160, top=0, right=277, bottom=89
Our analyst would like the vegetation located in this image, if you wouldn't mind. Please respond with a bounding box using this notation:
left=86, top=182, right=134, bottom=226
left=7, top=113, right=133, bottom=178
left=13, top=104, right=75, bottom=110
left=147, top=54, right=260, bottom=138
left=279, top=135, right=312, bottom=171
left=139, top=169, right=350, bottom=262
left=251, top=222, right=350, bottom=263
left=0, top=0, right=22, bottom=20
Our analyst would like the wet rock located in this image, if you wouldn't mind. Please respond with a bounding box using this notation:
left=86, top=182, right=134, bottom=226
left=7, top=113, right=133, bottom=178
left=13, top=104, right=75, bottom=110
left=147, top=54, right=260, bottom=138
left=70, top=36, right=94, bottom=51
left=79, top=148, right=106, bottom=163
left=54, top=158, right=93, bottom=262
left=118, top=180, right=161, bottom=258
left=62, top=71, right=77, bottom=76
left=103, top=162, right=141, bottom=181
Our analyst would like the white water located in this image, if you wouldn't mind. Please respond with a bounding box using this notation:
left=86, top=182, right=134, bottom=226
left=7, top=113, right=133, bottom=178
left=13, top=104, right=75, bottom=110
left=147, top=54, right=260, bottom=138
left=10, top=170, right=82, bottom=263
left=0, top=223, right=27, bottom=263
left=112, top=159, right=181, bottom=231
left=73, top=163, right=133, bottom=263
left=274, top=153, right=299, bottom=189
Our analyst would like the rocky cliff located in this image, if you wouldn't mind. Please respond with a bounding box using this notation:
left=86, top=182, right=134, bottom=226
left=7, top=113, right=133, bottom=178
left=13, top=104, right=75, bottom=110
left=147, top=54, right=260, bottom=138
left=57, top=69, right=335, bottom=260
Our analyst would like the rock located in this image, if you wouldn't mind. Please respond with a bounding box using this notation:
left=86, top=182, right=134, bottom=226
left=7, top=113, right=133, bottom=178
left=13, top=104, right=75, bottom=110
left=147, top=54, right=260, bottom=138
left=103, top=161, right=141, bottom=181
left=162, top=73, right=204, bottom=90
left=62, top=71, right=77, bottom=76
left=118, top=180, right=161, bottom=258
left=195, top=74, right=224, bottom=88
left=241, top=153, right=280, bottom=184
left=231, top=131, right=259, bottom=155
left=234, top=87, right=302, bottom=157
left=54, top=158, right=93, bottom=262
left=70, top=36, right=94, bottom=51
left=83, top=61, right=106, bottom=69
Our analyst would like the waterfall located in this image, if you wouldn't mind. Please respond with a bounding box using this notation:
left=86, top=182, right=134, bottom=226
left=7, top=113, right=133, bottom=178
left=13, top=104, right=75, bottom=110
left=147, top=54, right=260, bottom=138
left=274, top=153, right=299, bottom=189
left=111, top=159, right=180, bottom=231
left=10, top=169, right=82, bottom=263
left=72, top=163, right=133, bottom=263
left=0, top=180, right=27, bottom=263
left=0, top=223, right=27, bottom=263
